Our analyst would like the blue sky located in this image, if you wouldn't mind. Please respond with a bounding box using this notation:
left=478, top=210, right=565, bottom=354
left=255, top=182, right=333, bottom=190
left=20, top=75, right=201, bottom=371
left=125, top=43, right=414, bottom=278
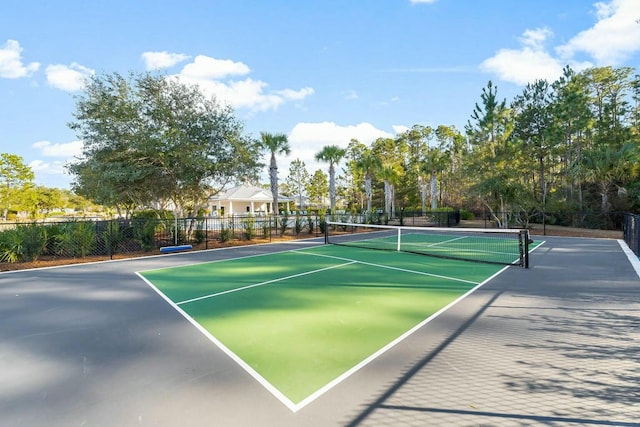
left=1, top=0, right=639, bottom=189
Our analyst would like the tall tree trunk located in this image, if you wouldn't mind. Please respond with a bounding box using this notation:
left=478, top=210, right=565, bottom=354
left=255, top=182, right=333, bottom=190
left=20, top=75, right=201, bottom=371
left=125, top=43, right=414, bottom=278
left=430, top=169, right=438, bottom=210
left=270, top=154, right=278, bottom=214
left=365, top=176, right=372, bottom=212
left=420, top=176, right=427, bottom=215
left=384, top=180, right=391, bottom=215
left=329, top=163, right=336, bottom=214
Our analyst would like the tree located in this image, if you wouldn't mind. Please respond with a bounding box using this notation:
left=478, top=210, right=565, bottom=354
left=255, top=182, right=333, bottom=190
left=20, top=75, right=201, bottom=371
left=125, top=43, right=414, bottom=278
left=0, top=153, right=35, bottom=220
left=570, top=143, right=637, bottom=219
left=285, top=158, right=309, bottom=210
left=68, top=72, right=261, bottom=217
left=511, top=79, right=557, bottom=208
left=315, top=145, right=347, bottom=214
left=465, top=81, right=519, bottom=226
left=379, top=163, right=401, bottom=218
left=354, top=148, right=381, bottom=213
left=259, top=132, right=290, bottom=215
left=306, top=169, right=329, bottom=208
left=434, top=125, right=467, bottom=208
left=397, top=125, right=432, bottom=209
left=371, top=137, right=405, bottom=215
left=550, top=66, right=593, bottom=210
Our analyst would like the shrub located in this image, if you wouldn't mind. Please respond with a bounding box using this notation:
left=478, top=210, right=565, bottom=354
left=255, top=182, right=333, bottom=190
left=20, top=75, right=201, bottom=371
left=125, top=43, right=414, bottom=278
left=0, top=229, right=22, bottom=263
left=220, top=223, right=233, bottom=242
left=194, top=221, right=207, bottom=244
left=101, top=221, right=122, bottom=256
left=294, top=214, right=303, bottom=235
left=0, top=224, right=48, bottom=263
left=460, top=209, right=474, bottom=220
left=279, top=214, right=288, bottom=236
left=306, top=215, right=315, bottom=234
left=134, top=219, right=158, bottom=251
left=242, top=216, right=256, bottom=240
left=262, top=218, right=271, bottom=239
left=54, top=221, right=96, bottom=257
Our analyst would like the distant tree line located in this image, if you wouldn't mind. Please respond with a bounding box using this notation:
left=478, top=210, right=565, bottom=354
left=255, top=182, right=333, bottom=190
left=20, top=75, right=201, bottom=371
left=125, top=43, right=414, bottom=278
left=0, top=153, right=98, bottom=220
left=282, top=66, right=640, bottom=229
left=4, top=66, right=638, bottom=231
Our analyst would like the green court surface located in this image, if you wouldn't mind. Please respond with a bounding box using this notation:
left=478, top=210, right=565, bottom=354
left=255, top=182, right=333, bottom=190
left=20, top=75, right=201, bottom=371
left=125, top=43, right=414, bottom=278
left=139, top=245, right=511, bottom=408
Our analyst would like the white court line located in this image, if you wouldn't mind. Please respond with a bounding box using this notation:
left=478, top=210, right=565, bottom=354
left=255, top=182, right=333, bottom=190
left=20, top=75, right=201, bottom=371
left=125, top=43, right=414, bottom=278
left=294, top=249, right=480, bottom=285
left=618, top=239, right=640, bottom=278
left=137, top=248, right=510, bottom=413
left=135, top=271, right=300, bottom=412
left=176, top=260, right=357, bottom=305
left=425, top=235, right=468, bottom=247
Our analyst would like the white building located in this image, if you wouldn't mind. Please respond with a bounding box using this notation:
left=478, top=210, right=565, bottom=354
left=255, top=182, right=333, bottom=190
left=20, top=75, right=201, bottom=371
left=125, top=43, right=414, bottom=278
left=208, top=184, right=293, bottom=216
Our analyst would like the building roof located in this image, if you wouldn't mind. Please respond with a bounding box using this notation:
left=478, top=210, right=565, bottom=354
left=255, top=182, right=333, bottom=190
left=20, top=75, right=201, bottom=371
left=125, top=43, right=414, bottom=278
left=210, top=184, right=293, bottom=202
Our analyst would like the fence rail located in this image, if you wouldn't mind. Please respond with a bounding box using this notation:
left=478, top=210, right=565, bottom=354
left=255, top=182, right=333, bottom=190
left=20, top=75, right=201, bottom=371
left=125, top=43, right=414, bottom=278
left=0, top=210, right=631, bottom=266
left=624, top=213, right=640, bottom=256
left=0, top=215, right=325, bottom=265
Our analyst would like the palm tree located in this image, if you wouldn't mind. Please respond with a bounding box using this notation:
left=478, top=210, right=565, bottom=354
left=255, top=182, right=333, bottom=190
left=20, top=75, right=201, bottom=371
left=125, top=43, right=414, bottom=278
left=355, top=150, right=380, bottom=213
left=259, top=132, right=290, bottom=215
left=315, top=145, right=347, bottom=215
left=570, top=143, right=635, bottom=216
left=379, top=164, right=400, bottom=218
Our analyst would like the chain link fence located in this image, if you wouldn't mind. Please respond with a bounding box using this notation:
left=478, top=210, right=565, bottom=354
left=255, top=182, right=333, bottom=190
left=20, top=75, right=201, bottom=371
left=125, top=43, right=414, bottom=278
left=0, top=210, right=631, bottom=266
left=0, top=214, right=324, bottom=265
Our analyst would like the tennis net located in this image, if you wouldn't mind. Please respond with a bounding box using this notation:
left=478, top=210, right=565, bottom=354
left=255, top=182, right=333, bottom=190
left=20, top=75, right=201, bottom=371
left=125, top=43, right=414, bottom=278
left=325, top=221, right=530, bottom=268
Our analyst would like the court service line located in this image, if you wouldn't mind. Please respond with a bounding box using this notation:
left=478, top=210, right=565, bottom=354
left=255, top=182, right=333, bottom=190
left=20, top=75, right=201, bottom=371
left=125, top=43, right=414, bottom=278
left=425, top=235, right=468, bottom=247
left=294, top=250, right=480, bottom=285
left=175, top=261, right=357, bottom=306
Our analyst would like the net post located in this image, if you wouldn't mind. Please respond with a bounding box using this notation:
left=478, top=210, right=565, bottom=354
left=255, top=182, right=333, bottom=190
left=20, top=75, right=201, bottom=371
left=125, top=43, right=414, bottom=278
left=397, top=227, right=401, bottom=252
left=519, top=229, right=530, bottom=268
left=324, top=218, right=328, bottom=244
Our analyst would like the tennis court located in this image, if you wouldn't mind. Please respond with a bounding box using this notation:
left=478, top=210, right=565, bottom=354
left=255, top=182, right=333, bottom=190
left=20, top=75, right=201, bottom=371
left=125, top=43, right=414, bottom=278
left=137, top=230, right=534, bottom=411
left=3, top=230, right=640, bottom=426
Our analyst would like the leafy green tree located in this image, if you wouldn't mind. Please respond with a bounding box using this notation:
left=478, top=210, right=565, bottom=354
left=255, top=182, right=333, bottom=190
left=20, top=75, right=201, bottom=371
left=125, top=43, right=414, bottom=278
left=354, top=147, right=381, bottom=213
left=306, top=169, right=329, bottom=208
left=466, top=81, right=520, bottom=226
left=68, top=72, right=261, bottom=217
left=285, top=158, right=308, bottom=210
left=570, top=143, right=637, bottom=217
left=315, top=145, right=347, bottom=214
left=397, top=125, right=432, bottom=209
left=550, top=66, right=594, bottom=210
left=259, top=132, right=290, bottom=215
left=434, top=125, right=467, bottom=208
left=379, top=163, right=401, bottom=218
left=0, top=153, right=35, bottom=220
left=371, top=137, right=406, bottom=215
left=511, top=79, right=558, bottom=208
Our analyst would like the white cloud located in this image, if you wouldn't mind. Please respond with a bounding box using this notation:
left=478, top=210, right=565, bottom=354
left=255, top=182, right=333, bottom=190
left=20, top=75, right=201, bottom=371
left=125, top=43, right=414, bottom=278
left=45, top=63, right=94, bottom=91
left=410, top=0, right=437, bottom=4
left=28, top=159, right=66, bottom=175
left=0, top=39, right=40, bottom=78
left=181, top=55, right=250, bottom=79
left=278, top=121, right=393, bottom=177
left=343, top=89, right=359, bottom=100
left=392, top=124, right=410, bottom=134
left=169, top=54, right=314, bottom=112
left=480, top=27, right=592, bottom=85
left=141, top=51, right=190, bottom=70
left=289, top=121, right=392, bottom=146
left=32, top=140, right=83, bottom=158
left=481, top=0, right=640, bottom=85
left=556, top=0, right=640, bottom=65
